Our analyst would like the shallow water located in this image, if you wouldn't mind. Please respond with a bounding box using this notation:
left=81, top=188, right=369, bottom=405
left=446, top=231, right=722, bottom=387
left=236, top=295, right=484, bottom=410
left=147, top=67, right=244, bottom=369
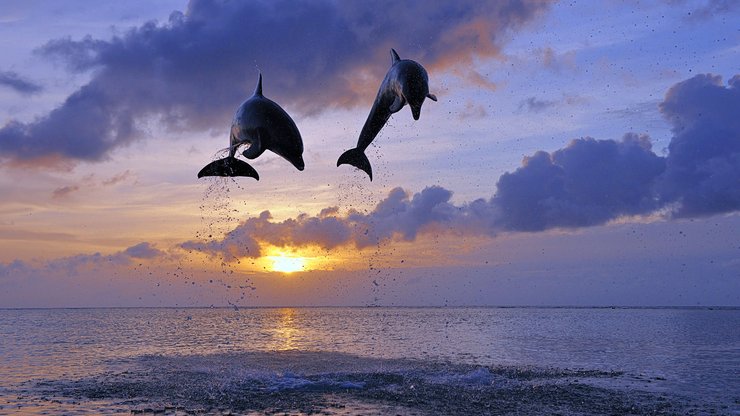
left=1, top=307, right=738, bottom=415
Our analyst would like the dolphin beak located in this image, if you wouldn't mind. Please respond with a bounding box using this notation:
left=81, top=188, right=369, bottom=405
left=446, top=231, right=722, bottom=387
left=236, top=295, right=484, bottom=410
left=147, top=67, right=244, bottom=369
left=294, top=156, right=305, bottom=171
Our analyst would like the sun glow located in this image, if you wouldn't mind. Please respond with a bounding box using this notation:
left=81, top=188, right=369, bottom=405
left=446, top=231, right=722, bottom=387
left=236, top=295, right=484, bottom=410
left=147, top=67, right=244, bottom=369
left=249, top=245, right=350, bottom=274
left=267, top=252, right=308, bottom=273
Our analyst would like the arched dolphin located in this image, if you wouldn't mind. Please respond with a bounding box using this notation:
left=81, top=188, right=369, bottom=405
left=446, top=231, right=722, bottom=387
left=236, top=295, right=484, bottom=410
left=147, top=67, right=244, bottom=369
left=337, top=49, right=437, bottom=180
left=198, top=74, right=305, bottom=180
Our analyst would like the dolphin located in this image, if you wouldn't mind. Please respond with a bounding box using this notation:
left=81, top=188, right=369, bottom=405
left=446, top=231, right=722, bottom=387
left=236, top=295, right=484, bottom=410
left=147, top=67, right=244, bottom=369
left=198, top=73, right=305, bottom=180
left=337, top=49, right=437, bottom=180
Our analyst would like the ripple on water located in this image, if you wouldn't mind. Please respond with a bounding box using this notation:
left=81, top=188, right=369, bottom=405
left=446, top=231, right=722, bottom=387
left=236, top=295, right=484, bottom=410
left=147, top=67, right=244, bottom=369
left=5, top=350, right=717, bottom=416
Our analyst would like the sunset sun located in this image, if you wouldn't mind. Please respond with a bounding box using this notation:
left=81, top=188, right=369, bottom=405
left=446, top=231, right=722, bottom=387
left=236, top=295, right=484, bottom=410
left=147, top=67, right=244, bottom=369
left=268, top=253, right=307, bottom=273
left=253, top=246, right=336, bottom=274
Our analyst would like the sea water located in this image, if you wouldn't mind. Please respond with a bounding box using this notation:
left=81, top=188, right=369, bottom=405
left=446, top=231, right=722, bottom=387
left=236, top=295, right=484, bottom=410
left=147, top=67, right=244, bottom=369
left=1, top=307, right=738, bottom=415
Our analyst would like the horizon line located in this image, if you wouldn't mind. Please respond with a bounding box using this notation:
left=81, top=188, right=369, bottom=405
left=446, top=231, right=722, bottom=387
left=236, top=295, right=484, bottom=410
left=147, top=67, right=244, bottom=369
left=2, top=305, right=738, bottom=311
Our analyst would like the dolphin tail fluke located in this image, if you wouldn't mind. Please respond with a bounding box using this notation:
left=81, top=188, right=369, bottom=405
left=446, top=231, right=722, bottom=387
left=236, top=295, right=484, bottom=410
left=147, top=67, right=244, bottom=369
left=198, top=157, right=259, bottom=180
left=337, top=148, right=373, bottom=181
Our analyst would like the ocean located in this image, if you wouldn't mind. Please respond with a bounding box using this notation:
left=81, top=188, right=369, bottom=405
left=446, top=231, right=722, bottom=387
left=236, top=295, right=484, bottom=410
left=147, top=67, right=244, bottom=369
left=0, top=307, right=738, bottom=415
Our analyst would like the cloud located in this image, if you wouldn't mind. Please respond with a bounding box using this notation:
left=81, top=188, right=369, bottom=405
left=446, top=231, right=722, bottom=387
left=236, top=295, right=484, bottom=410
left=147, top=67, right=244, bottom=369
left=684, top=0, right=740, bottom=21
left=459, top=101, right=489, bottom=120
left=187, top=73, right=740, bottom=255
left=182, top=186, right=496, bottom=258
left=102, top=170, right=134, bottom=186
left=39, top=241, right=166, bottom=276
left=492, top=134, right=666, bottom=231
left=0, top=259, right=30, bottom=279
left=658, top=74, right=740, bottom=217
left=456, top=68, right=498, bottom=91
left=0, top=70, right=42, bottom=95
left=539, top=47, right=576, bottom=73
left=0, top=242, right=166, bottom=301
left=503, top=74, right=740, bottom=227
left=52, top=185, right=80, bottom=199
left=48, top=170, right=135, bottom=199
left=0, top=229, right=75, bottom=242
left=0, top=0, right=552, bottom=168
left=189, top=148, right=666, bottom=256
left=123, top=242, right=164, bottom=259
left=518, top=97, right=557, bottom=113
left=518, top=95, right=587, bottom=113
left=181, top=218, right=263, bottom=259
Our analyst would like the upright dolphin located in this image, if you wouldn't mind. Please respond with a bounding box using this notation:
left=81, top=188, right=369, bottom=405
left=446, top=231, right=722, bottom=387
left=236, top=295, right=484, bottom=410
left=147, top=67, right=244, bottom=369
left=337, top=49, right=437, bottom=180
left=198, top=73, right=305, bottom=180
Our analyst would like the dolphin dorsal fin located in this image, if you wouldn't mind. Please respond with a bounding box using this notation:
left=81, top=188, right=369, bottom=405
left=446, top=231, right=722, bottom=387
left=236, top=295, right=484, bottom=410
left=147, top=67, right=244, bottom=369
left=390, top=49, right=400, bottom=65
left=254, top=73, right=263, bottom=96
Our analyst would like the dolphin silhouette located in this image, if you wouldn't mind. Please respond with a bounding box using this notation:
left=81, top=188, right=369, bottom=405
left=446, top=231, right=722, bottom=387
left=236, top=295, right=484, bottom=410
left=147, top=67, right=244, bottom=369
left=337, top=49, right=437, bottom=180
left=198, top=74, right=305, bottom=180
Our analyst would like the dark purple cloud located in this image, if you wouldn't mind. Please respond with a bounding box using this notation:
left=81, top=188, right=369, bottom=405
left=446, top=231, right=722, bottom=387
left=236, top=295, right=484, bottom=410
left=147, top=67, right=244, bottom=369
left=0, top=243, right=165, bottom=289
left=0, top=71, right=43, bottom=95
left=184, top=150, right=666, bottom=256
left=657, top=74, right=740, bottom=217
left=0, top=85, right=124, bottom=163
left=492, top=134, right=666, bottom=231
left=496, top=74, right=740, bottom=228
left=186, top=73, right=739, bottom=256
left=0, top=0, right=551, bottom=167
left=181, top=186, right=493, bottom=258
left=8, top=72, right=739, bottom=266
left=16, top=242, right=165, bottom=279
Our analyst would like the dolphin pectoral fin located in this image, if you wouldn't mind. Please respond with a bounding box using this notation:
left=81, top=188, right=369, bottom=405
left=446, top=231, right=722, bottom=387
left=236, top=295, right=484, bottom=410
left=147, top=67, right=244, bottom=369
left=241, top=131, right=264, bottom=159
left=198, top=157, right=259, bottom=180
left=427, top=93, right=437, bottom=102
left=242, top=145, right=265, bottom=160
left=337, top=148, right=373, bottom=181
left=389, top=96, right=405, bottom=113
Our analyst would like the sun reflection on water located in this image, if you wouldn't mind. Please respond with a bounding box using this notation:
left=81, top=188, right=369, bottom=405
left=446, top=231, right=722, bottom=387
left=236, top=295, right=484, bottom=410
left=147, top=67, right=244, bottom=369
left=270, top=308, right=301, bottom=351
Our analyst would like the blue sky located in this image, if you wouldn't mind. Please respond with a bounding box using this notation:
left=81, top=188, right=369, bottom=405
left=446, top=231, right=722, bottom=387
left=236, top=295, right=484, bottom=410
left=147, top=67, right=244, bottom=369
left=0, top=0, right=738, bottom=307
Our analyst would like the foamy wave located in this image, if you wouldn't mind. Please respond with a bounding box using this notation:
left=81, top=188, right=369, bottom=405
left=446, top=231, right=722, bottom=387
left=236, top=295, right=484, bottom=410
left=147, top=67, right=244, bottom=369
left=10, top=351, right=714, bottom=415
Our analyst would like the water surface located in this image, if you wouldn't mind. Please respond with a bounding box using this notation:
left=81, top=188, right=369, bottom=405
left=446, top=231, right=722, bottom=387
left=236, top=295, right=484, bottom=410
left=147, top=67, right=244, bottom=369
left=1, top=307, right=738, bottom=414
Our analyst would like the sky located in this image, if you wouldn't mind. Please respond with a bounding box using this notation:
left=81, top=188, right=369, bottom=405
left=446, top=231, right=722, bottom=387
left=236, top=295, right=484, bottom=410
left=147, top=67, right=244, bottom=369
left=0, top=0, right=738, bottom=308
